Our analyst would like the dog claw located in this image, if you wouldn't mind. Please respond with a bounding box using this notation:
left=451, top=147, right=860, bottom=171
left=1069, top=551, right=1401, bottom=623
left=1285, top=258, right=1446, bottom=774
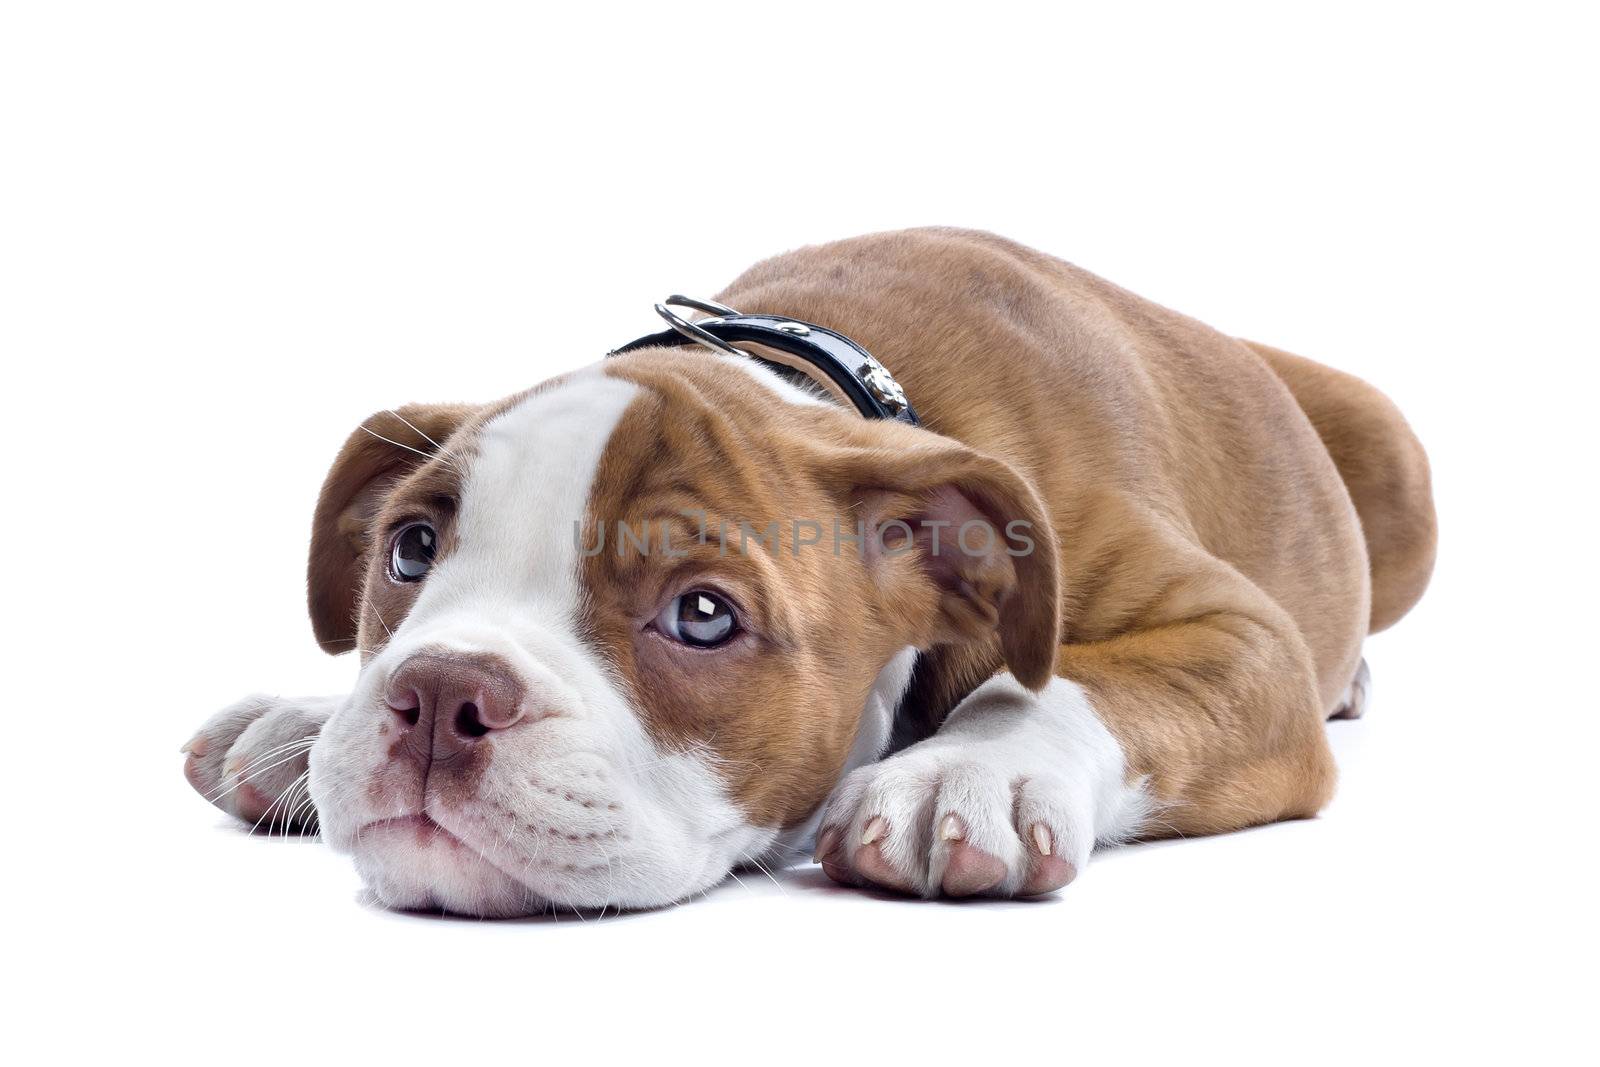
left=813, top=826, right=839, bottom=865
left=817, top=748, right=1096, bottom=899
left=816, top=827, right=861, bottom=887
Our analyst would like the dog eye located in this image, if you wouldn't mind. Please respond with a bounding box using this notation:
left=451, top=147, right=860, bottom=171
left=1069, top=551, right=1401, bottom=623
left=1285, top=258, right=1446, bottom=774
left=656, top=590, right=738, bottom=648
left=389, top=522, right=437, bottom=582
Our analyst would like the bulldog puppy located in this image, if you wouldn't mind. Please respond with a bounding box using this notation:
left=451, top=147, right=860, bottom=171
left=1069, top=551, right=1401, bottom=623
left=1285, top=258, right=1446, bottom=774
left=182, top=228, right=1435, bottom=915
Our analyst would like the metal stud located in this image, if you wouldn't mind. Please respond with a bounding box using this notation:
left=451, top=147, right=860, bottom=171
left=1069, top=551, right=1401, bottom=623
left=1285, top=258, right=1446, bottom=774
left=859, top=361, right=909, bottom=413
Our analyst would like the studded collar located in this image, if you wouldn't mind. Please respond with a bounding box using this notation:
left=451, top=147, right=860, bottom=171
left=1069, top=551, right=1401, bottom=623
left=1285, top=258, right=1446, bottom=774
left=608, top=296, right=919, bottom=426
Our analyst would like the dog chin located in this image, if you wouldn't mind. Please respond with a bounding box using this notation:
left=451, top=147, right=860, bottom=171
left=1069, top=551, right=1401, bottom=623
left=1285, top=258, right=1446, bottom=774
left=351, top=816, right=544, bottom=918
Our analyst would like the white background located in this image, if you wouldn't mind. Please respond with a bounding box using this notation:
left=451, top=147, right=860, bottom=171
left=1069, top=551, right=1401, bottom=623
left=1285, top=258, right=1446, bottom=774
left=5, top=2, right=1596, bottom=1063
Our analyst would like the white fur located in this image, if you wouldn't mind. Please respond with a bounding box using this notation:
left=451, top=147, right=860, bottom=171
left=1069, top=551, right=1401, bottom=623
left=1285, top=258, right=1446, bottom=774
left=203, top=357, right=1146, bottom=911
left=818, top=673, right=1150, bottom=896
left=715, top=352, right=835, bottom=408
left=308, top=366, right=775, bottom=916
left=183, top=693, right=344, bottom=829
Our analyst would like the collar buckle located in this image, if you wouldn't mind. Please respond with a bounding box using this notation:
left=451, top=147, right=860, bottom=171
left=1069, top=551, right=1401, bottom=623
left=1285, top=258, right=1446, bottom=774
left=608, top=296, right=920, bottom=426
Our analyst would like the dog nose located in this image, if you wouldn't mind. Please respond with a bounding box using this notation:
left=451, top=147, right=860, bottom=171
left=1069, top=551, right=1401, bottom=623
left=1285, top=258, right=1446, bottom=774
left=385, top=651, right=530, bottom=751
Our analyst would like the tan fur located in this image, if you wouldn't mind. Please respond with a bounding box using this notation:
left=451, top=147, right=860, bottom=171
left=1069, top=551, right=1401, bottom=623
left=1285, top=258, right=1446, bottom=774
left=304, top=227, right=1436, bottom=842
left=706, top=227, right=1433, bottom=836
left=576, top=353, right=1060, bottom=826
left=1244, top=341, right=1437, bottom=633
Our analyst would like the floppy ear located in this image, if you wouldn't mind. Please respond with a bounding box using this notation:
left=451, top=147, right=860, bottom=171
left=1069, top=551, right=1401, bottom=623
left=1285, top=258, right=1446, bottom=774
left=306, top=404, right=479, bottom=653
left=818, top=438, right=1061, bottom=689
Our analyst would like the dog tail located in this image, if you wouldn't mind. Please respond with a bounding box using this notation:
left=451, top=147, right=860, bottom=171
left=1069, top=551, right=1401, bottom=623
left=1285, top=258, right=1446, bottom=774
left=1246, top=341, right=1438, bottom=634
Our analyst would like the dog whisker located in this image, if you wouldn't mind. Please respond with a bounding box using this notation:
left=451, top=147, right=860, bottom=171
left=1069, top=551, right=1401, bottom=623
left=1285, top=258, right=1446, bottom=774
left=740, top=851, right=789, bottom=895
left=198, top=735, right=315, bottom=802
left=383, top=410, right=448, bottom=456
left=364, top=413, right=469, bottom=479
left=358, top=423, right=436, bottom=462
left=249, top=768, right=310, bottom=834
left=202, top=739, right=316, bottom=803
left=362, top=594, right=394, bottom=639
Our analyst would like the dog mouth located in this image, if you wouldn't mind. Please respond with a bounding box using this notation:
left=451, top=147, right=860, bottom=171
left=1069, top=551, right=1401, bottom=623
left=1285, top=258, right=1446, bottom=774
left=361, top=813, right=469, bottom=849
left=353, top=812, right=547, bottom=916
left=360, top=810, right=526, bottom=880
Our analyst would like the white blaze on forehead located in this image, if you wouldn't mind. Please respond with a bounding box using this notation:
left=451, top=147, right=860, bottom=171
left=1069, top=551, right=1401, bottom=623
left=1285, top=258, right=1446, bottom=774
left=311, top=364, right=782, bottom=911
left=406, top=365, right=639, bottom=624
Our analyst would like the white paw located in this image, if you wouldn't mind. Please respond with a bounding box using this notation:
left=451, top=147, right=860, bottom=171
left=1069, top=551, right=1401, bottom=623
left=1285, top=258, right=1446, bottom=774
left=813, top=674, right=1146, bottom=898
left=181, top=694, right=339, bottom=832
left=816, top=754, right=1082, bottom=897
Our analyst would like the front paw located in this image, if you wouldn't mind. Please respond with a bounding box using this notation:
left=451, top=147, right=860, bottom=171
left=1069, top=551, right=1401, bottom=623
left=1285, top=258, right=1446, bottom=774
left=814, top=748, right=1088, bottom=899
left=181, top=695, right=337, bottom=832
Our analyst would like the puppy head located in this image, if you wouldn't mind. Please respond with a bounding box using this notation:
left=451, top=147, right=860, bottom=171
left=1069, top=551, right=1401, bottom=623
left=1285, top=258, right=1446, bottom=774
left=304, top=352, right=1057, bottom=915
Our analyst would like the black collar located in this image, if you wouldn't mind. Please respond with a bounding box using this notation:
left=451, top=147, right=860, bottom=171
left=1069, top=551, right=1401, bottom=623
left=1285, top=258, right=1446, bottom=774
left=608, top=296, right=920, bottom=426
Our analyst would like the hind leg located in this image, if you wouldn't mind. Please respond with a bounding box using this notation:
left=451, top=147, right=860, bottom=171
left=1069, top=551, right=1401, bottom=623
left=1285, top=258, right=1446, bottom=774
left=1329, top=657, right=1371, bottom=720
left=1246, top=341, right=1437, bottom=633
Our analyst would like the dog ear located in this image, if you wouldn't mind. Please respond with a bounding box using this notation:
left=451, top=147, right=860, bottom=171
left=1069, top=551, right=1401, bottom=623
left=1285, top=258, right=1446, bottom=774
left=306, top=404, right=479, bottom=653
left=817, top=437, right=1061, bottom=689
